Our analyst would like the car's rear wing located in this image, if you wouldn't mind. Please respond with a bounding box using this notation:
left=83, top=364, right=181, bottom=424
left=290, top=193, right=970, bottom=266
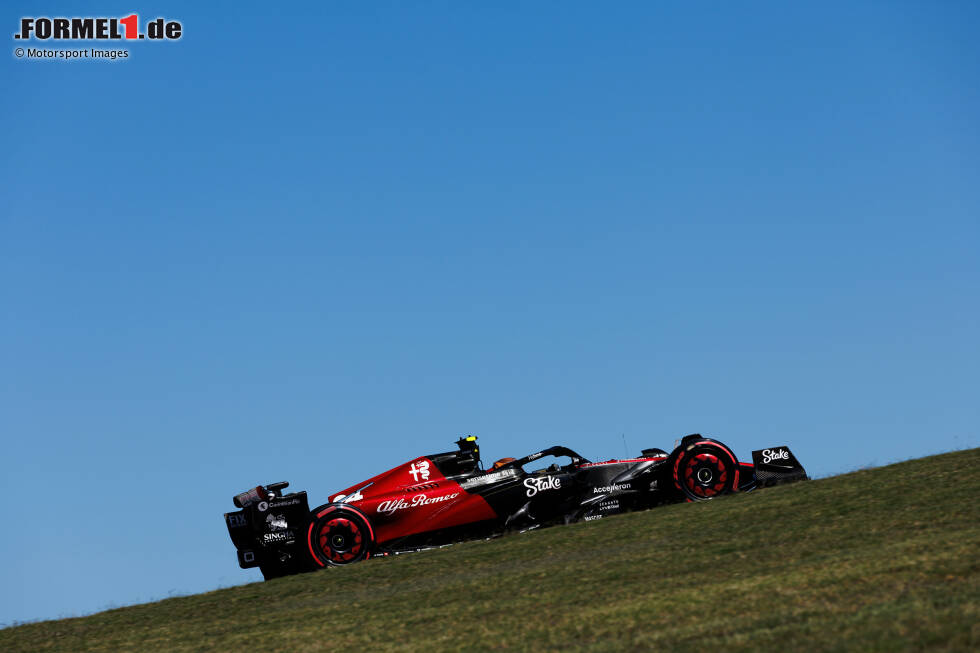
left=224, top=483, right=312, bottom=571
left=750, top=446, right=807, bottom=487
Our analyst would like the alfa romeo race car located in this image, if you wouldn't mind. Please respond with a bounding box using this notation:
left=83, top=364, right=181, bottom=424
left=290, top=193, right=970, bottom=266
left=224, top=434, right=806, bottom=579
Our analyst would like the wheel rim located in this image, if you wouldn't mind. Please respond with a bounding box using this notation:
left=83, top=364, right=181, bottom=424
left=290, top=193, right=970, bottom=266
left=317, top=517, right=365, bottom=563
left=683, top=452, right=729, bottom=498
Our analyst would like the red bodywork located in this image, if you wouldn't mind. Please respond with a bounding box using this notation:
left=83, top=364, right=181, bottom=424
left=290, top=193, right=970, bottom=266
left=326, top=456, right=497, bottom=544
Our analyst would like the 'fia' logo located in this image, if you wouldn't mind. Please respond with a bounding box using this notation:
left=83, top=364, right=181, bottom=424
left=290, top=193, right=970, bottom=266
left=409, top=460, right=431, bottom=482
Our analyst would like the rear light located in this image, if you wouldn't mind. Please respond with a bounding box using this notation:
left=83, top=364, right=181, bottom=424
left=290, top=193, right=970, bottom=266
left=233, top=485, right=268, bottom=508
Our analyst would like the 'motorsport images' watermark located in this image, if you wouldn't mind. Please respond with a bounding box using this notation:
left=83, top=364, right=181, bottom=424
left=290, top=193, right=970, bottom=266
left=13, top=14, right=182, bottom=61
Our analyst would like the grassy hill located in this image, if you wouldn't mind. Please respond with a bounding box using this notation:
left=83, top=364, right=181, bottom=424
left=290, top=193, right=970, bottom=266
left=3, top=449, right=978, bottom=652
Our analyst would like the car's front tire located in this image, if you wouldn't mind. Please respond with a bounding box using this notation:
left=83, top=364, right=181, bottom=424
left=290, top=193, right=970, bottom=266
left=307, top=504, right=375, bottom=567
left=670, top=438, right=739, bottom=501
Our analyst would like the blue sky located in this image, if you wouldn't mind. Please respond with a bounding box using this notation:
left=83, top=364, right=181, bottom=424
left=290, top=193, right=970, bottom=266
left=2, top=1, right=978, bottom=625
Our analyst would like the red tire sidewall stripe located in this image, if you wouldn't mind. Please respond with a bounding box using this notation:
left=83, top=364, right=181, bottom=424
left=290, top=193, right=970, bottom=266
left=674, top=440, right=738, bottom=495
left=307, top=521, right=323, bottom=567
left=309, top=504, right=376, bottom=566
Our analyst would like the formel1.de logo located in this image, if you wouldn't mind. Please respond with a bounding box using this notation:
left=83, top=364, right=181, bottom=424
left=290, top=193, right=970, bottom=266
left=14, top=15, right=182, bottom=41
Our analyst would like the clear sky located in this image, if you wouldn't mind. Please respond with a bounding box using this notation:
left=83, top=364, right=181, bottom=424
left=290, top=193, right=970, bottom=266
left=2, top=1, right=978, bottom=626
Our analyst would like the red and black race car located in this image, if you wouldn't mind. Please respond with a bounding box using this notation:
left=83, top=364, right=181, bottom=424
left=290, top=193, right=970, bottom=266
left=224, top=434, right=806, bottom=579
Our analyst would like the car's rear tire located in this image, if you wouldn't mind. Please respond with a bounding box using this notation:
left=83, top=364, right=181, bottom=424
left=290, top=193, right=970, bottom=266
left=307, top=504, right=375, bottom=567
left=671, top=438, right=739, bottom=501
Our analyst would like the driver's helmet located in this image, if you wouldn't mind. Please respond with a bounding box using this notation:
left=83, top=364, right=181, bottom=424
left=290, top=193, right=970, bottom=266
left=490, top=457, right=517, bottom=471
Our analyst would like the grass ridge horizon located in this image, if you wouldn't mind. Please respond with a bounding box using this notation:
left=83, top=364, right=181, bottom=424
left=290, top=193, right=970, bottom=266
left=3, top=448, right=977, bottom=651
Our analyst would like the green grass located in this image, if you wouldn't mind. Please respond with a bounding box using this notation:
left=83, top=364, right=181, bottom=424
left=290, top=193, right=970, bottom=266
left=4, top=449, right=978, bottom=652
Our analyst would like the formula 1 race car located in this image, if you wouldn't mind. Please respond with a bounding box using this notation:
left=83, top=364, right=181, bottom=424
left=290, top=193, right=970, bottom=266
left=224, top=434, right=806, bottom=579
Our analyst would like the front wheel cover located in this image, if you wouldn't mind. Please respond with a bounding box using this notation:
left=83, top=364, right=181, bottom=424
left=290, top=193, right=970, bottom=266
left=307, top=505, right=375, bottom=567
left=671, top=440, right=739, bottom=501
